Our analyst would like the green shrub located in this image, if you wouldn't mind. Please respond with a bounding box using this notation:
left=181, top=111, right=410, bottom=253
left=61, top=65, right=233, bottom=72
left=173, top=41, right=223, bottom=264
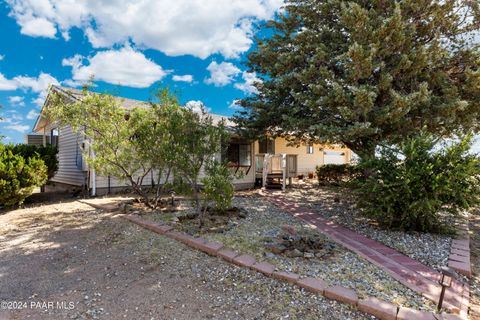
left=356, top=133, right=480, bottom=233
left=164, top=175, right=193, bottom=195
left=0, top=145, right=48, bottom=207
left=6, top=144, right=58, bottom=179
left=201, top=161, right=234, bottom=212
left=316, top=164, right=359, bottom=185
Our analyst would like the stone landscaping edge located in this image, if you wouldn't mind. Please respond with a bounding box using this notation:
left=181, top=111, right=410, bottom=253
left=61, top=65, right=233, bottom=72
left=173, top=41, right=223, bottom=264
left=445, top=218, right=472, bottom=320
left=90, top=206, right=467, bottom=320
left=448, top=219, right=472, bottom=277
left=120, top=213, right=467, bottom=320
left=261, top=191, right=470, bottom=317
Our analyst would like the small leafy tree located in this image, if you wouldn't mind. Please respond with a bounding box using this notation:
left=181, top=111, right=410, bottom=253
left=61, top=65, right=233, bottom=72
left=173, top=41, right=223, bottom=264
left=356, top=133, right=480, bottom=232
left=173, top=106, right=230, bottom=220
left=202, top=161, right=235, bottom=213
left=46, top=87, right=157, bottom=207
left=0, top=145, right=48, bottom=207
left=136, top=88, right=187, bottom=207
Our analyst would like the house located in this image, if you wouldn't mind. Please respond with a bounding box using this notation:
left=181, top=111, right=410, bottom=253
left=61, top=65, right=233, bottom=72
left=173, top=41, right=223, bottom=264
left=31, top=86, right=352, bottom=195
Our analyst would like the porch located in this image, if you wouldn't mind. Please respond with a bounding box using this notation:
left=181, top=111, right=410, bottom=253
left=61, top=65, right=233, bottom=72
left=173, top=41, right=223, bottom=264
left=256, top=154, right=298, bottom=191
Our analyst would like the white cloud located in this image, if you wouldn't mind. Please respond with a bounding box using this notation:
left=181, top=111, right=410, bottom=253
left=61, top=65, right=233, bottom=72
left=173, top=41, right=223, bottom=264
left=62, top=78, right=88, bottom=88
left=5, top=0, right=282, bottom=59
left=8, top=96, right=23, bottom=103
left=26, top=109, right=39, bottom=120
left=0, top=73, right=18, bottom=90
left=62, top=47, right=167, bottom=88
left=4, top=123, right=30, bottom=133
left=0, top=54, right=4, bottom=61
left=14, top=72, right=59, bottom=93
left=228, top=99, right=243, bottom=110
left=12, top=113, right=23, bottom=121
left=0, top=72, right=59, bottom=106
left=14, top=72, right=60, bottom=106
left=185, top=100, right=211, bottom=113
left=234, top=71, right=261, bottom=94
left=8, top=96, right=25, bottom=106
left=19, top=17, right=57, bottom=38
left=205, top=61, right=241, bottom=87
left=172, top=74, right=193, bottom=83
left=1, top=110, right=29, bottom=133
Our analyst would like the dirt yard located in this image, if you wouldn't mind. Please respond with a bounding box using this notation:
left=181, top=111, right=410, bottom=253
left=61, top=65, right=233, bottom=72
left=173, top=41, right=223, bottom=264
left=0, top=198, right=368, bottom=320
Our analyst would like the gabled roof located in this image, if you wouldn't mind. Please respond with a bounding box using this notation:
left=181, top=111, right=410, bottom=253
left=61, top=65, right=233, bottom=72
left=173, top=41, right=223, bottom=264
left=33, top=85, right=234, bottom=133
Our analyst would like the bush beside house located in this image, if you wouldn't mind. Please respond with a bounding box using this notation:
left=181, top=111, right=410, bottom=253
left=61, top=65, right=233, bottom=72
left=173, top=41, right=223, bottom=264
left=316, top=164, right=359, bottom=186
left=7, top=144, right=58, bottom=179
left=0, top=145, right=48, bottom=207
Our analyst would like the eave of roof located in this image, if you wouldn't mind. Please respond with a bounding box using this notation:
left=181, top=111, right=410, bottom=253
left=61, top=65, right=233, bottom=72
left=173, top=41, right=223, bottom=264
left=32, top=85, right=235, bottom=132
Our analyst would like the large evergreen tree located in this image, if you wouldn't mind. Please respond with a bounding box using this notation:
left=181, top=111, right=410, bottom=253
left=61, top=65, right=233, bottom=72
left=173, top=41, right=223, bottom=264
left=235, top=0, right=480, bottom=159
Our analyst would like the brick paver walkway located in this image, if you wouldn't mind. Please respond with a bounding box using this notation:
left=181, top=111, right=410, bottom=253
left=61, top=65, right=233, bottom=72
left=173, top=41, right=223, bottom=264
left=262, top=191, right=469, bottom=316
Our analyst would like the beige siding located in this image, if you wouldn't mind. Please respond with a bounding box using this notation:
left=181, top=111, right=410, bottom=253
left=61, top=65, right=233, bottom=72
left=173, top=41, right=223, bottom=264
left=254, top=138, right=351, bottom=175
left=51, top=125, right=86, bottom=186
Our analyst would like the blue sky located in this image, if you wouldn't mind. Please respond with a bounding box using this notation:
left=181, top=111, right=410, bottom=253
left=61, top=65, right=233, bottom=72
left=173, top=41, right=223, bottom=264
left=0, top=0, right=282, bottom=143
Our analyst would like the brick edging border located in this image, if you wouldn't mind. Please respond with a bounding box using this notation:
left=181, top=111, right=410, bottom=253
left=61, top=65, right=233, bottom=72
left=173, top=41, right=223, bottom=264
left=448, top=219, right=472, bottom=278
left=447, top=218, right=472, bottom=319
left=116, top=212, right=464, bottom=320
left=261, top=191, right=471, bottom=316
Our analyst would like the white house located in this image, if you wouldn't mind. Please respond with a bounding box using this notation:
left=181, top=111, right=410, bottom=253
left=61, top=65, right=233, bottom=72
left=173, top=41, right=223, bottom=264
left=31, top=86, right=352, bottom=195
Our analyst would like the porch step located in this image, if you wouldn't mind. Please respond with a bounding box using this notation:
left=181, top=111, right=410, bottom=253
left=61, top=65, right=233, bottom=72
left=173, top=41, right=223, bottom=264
left=265, top=184, right=283, bottom=189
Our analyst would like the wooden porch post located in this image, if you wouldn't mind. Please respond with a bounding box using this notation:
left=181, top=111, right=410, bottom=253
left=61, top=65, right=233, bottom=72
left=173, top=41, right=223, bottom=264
left=262, top=154, right=270, bottom=189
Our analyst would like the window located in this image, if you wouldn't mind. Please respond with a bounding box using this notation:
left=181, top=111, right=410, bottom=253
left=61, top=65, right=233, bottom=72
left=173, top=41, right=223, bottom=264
left=239, top=144, right=251, bottom=166
left=226, top=143, right=251, bottom=166
left=259, top=138, right=275, bottom=154
left=50, top=128, right=59, bottom=147
left=307, top=144, right=314, bottom=154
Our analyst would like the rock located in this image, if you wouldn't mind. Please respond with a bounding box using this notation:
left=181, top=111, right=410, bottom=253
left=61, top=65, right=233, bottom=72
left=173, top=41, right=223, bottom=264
left=238, top=209, right=248, bottom=219
left=281, top=224, right=297, bottom=236
left=303, top=252, right=314, bottom=259
left=163, top=205, right=177, bottom=212
left=285, top=249, right=303, bottom=258
left=119, top=203, right=128, bottom=213
left=266, top=243, right=286, bottom=254
left=264, top=252, right=276, bottom=258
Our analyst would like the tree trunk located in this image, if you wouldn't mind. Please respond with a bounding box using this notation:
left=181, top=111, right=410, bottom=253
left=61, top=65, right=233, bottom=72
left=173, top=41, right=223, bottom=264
left=344, top=140, right=377, bottom=179
left=351, top=143, right=376, bottom=162
left=192, top=182, right=204, bottom=228
left=127, top=177, right=153, bottom=209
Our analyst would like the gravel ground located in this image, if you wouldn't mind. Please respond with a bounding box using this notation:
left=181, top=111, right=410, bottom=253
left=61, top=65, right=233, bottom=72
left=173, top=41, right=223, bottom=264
left=0, top=199, right=371, bottom=320
left=146, top=196, right=436, bottom=312
left=281, top=180, right=452, bottom=269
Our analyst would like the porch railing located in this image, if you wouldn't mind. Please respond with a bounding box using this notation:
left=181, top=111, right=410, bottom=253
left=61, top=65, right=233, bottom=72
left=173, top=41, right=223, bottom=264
left=257, top=154, right=297, bottom=191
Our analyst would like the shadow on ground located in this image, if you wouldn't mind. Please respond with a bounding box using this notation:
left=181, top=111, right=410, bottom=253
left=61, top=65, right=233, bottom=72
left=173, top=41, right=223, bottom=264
left=0, top=198, right=368, bottom=320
